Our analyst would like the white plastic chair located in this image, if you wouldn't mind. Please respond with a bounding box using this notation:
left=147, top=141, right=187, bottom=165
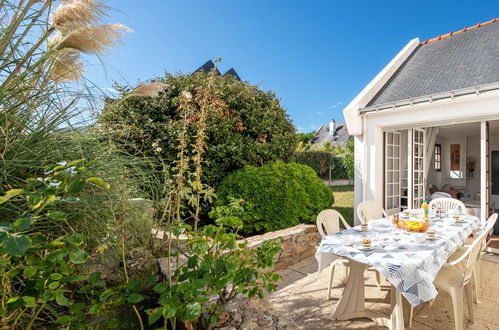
left=357, top=200, right=387, bottom=224
left=408, top=218, right=494, bottom=330
left=448, top=213, right=498, bottom=304
left=355, top=201, right=385, bottom=289
left=428, top=197, right=465, bottom=214
left=316, top=209, right=351, bottom=299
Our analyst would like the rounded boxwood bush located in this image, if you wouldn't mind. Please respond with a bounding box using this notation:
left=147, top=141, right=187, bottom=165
left=215, top=161, right=334, bottom=234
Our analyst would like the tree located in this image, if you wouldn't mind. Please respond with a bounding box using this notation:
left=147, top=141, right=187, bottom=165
left=99, top=71, right=298, bottom=187
left=343, top=138, right=355, bottom=180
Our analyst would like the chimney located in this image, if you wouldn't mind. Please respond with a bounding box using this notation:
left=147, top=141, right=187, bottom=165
left=329, top=119, right=336, bottom=136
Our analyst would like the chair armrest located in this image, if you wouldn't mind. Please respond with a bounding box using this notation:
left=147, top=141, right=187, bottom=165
left=339, top=215, right=351, bottom=229
left=443, top=246, right=472, bottom=267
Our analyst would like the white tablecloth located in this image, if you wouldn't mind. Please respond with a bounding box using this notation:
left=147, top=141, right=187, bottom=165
left=315, top=214, right=481, bottom=306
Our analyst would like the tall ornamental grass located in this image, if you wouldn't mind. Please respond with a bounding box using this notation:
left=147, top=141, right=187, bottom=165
left=0, top=0, right=131, bottom=245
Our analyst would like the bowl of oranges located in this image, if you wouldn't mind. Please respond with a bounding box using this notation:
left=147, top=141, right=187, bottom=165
left=398, top=220, right=428, bottom=232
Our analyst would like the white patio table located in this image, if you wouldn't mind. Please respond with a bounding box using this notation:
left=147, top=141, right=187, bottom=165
left=315, top=213, right=481, bottom=330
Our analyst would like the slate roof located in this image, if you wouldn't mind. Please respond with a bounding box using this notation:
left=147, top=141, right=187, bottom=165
left=367, top=19, right=499, bottom=107
left=194, top=60, right=221, bottom=75
left=223, top=68, right=241, bottom=81
left=312, top=122, right=350, bottom=148
left=194, top=60, right=241, bottom=80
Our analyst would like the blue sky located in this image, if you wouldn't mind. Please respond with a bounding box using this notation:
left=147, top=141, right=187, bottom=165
left=85, top=0, right=499, bottom=132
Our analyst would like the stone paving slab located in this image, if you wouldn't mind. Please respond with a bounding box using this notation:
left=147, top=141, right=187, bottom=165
left=269, top=254, right=499, bottom=329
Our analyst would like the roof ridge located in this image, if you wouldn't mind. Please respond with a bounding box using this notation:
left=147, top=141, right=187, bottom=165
left=420, top=18, right=499, bottom=45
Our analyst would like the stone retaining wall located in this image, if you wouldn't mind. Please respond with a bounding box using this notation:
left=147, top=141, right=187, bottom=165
left=240, top=224, right=320, bottom=270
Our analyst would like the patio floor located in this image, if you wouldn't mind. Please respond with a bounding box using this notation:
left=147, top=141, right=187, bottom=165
left=269, top=253, right=499, bottom=329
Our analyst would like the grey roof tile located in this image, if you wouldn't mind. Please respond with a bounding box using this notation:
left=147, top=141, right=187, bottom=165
left=367, top=20, right=499, bottom=107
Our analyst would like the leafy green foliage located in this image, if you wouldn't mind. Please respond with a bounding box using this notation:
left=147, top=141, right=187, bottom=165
left=0, top=162, right=111, bottom=328
left=342, top=138, right=355, bottom=180
left=148, top=201, right=281, bottom=326
left=100, top=73, right=298, bottom=187
left=294, top=151, right=348, bottom=179
left=215, top=161, right=334, bottom=233
left=297, top=131, right=316, bottom=144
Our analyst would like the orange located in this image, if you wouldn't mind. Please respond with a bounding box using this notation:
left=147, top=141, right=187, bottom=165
left=419, top=223, right=428, bottom=232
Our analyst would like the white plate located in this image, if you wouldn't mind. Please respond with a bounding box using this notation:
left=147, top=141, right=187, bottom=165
left=426, top=234, right=439, bottom=240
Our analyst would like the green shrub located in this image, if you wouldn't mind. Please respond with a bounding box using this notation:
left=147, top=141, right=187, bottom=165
left=99, top=73, right=298, bottom=187
left=294, top=151, right=348, bottom=179
left=343, top=138, right=355, bottom=180
left=215, top=161, right=334, bottom=233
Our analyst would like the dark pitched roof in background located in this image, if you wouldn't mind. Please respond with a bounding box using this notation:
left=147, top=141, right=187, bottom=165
left=194, top=60, right=221, bottom=76
left=367, top=19, right=499, bottom=107
left=223, top=68, right=241, bottom=81
left=312, top=122, right=350, bottom=148
left=194, top=60, right=241, bottom=80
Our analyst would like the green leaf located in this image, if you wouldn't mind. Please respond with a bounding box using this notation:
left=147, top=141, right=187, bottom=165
left=0, top=189, right=24, bottom=204
left=41, top=290, right=55, bottom=302
left=66, top=181, right=86, bottom=194
left=86, top=177, right=110, bottom=190
left=172, top=227, right=185, bottom=237
left=184, top=302, right=201, bottom=321
left=3, top=236, right=30, bottom=256
left=67, top=159, right=84, bottom=167
left=187, top=256, right=198, bottom=268
left=153, top=282, right=168, bottom=293
left=22, top=296, right=36, bottom=308
left=61, top=274, right=85, bottom=282
left=47, top=211, right=68, bottom=220
left=26, top=192, right=43, bottom=208
left=215, top=216, right=243, bottom=227
left=162, top=303, right=177, bottom=319
left=23, top=266, right=37, bottom=277
left=56, top=293, right=70, bottom=306
left=47, top=249, right=66, bottom=262
left=50, top=273, right=63, bottom=281
left=108, top=319, right=119, bottom=328
left=69, top=249, right=88, bottom=264
left=148, top=308, right=162, bottom=325
left=127, top=293, right=144, bottom=304
left=88, top=272, right=102, bottom=283
left=65, top=233, right=83, bottom=246
left=55, top=315, right=72, bottom=324
left=48, top=281, right=59, bottom=289
left=13, top=216, right=33, bottom=231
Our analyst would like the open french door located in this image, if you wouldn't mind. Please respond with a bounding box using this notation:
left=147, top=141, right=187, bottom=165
left=408, top=128, right=426, bottom=209
left=384, top=132, right=401, bottom=214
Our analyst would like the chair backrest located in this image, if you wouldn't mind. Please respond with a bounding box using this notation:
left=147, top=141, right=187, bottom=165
left=463, top=227, right=491, bottom=284
left=484, top=213, right=498, bottom=233
left=316, top=209, right=350, bottom=238
left=357, top=201, right=387, bottom=224
left=428, top=197, right=465, bottom=213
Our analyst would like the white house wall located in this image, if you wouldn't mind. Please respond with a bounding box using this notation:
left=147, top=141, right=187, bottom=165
left=355, top=91, right=499, bottom=218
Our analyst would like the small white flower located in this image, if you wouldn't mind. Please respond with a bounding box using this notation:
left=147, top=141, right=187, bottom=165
left=152, top=142, right=158, bottom=148
left=155, top=147, right=162, bottom=153
left=181, top=91, right=192, bottom=99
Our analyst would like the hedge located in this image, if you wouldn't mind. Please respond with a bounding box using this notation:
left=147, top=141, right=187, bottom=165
left=294, top=151, right=348, bottom=180
left=215, top=161, right=334, bottom=234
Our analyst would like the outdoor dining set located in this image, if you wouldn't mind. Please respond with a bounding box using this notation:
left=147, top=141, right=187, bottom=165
left=315, top=197, right=497, bottom=330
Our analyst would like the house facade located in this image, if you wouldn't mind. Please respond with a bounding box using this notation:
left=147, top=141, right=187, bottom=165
left=343, top=19, right=499, bottom=228
left=311, top=119, right=351, bottom=149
